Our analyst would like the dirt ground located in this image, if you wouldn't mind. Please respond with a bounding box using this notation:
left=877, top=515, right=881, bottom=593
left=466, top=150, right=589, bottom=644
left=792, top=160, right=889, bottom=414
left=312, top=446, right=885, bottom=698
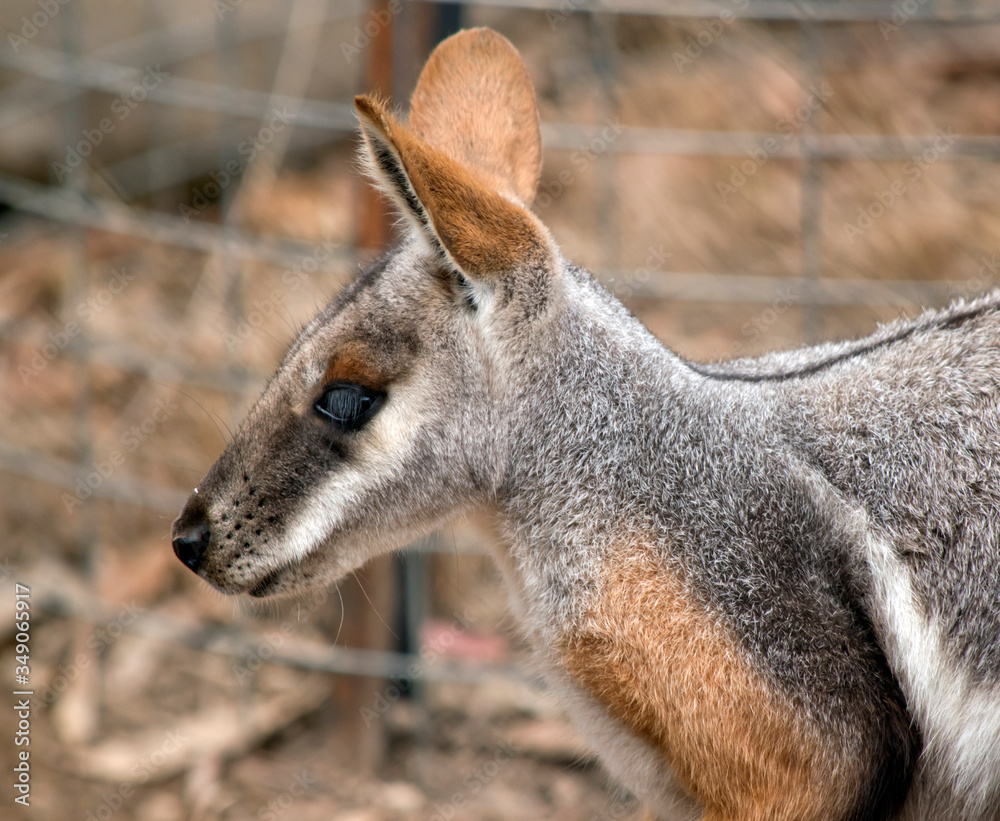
left=1, top=580, right=629, bottom=820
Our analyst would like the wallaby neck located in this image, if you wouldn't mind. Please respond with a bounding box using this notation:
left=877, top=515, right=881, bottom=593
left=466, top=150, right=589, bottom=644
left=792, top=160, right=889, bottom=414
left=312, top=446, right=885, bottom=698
left=489, top=266, right=706, bottom=630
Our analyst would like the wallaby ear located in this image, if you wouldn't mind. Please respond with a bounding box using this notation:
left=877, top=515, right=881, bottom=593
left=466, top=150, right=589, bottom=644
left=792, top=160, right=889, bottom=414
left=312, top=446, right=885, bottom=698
left=408, top=28, right=541, bottom=206
left=355, top=93, right=554, bottom=284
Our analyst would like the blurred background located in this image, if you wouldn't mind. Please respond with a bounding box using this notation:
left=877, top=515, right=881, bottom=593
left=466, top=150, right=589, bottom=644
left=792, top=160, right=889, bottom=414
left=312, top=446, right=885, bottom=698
left=2, top=1, right=999, bottom=819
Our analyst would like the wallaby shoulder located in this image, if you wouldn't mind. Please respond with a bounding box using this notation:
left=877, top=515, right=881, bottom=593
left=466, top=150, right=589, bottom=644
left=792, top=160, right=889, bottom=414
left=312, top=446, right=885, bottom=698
left=682, top=289, right=1000, bottom=818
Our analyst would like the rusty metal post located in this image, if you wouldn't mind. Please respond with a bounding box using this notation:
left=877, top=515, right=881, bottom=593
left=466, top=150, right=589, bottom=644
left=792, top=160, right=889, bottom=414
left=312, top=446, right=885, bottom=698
left=356, top=0, right=395, bottom=252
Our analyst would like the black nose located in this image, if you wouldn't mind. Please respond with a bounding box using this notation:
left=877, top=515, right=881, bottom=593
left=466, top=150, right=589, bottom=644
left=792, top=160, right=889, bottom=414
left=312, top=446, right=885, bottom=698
left=172, top=520, right=211, bottom=571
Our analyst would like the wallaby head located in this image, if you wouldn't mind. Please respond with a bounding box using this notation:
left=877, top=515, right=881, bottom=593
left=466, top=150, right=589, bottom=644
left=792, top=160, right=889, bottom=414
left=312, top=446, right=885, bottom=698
left=172, top=28, right=560, bottom=597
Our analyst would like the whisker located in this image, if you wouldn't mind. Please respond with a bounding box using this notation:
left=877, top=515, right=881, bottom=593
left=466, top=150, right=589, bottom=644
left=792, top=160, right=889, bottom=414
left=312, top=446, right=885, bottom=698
left=332, top=583, right=346, bottom=646
left=278, top=305, right=299, bottom=336
left=169, top=385, right=233, bottom=445
left=356, top=573, right=399, bottom=642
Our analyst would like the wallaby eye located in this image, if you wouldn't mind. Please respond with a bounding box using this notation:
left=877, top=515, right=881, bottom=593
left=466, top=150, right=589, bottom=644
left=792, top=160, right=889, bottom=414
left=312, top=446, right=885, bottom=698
left=313, top=382, right=385, bottom=431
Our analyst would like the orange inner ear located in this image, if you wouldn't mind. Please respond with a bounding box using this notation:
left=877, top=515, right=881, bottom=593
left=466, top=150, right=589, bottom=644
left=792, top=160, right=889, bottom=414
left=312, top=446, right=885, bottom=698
left=407, top=28, right=541, bottom=206
left=356, top=95, right=552, bottom=282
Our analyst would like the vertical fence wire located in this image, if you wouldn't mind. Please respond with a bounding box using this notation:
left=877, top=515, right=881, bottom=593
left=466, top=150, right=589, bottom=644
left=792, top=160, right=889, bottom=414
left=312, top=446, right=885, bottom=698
left=799, top=19, right=824, bottom=343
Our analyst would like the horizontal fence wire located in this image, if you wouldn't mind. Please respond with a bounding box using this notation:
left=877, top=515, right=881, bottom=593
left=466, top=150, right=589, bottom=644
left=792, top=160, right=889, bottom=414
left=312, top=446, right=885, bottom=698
left=446, top=0, right=1000, bottom=21
left=20, top=568, right=507, bottom=681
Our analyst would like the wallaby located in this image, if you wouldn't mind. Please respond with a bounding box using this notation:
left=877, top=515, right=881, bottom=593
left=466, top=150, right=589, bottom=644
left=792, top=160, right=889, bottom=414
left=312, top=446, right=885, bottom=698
left=172, top=28, right=1000, bottom=821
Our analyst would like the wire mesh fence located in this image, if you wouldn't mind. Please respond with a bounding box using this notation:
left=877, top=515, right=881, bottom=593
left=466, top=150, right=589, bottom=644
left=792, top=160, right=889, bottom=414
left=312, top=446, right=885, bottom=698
left=2, top=0, right=999, bottom=817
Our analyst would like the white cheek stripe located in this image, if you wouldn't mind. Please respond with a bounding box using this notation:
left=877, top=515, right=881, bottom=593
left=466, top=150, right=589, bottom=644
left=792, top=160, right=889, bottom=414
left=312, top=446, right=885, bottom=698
left=280, top=468, right=364, bottom=562
left=864, top=531, right=1000, bottom=806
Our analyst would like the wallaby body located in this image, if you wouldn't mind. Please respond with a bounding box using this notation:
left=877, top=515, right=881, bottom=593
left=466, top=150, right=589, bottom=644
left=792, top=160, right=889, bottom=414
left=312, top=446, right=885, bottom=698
left=173, top=29, right=1000, bottom=821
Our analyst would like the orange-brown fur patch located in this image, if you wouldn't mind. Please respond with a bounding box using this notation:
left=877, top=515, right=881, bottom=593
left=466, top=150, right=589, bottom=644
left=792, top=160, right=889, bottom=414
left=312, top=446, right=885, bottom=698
left=323, top=342, right=383, bottom=389
left=407, top=28, right=541, bottom=206
left=562, top=548, right=854, bottom=821
left=355, top=95, right=552, bottom=282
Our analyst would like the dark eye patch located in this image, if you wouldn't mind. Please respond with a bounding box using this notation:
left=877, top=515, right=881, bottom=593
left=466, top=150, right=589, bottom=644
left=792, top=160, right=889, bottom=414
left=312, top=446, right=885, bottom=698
left=313, top=382, right=386, bottom=431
